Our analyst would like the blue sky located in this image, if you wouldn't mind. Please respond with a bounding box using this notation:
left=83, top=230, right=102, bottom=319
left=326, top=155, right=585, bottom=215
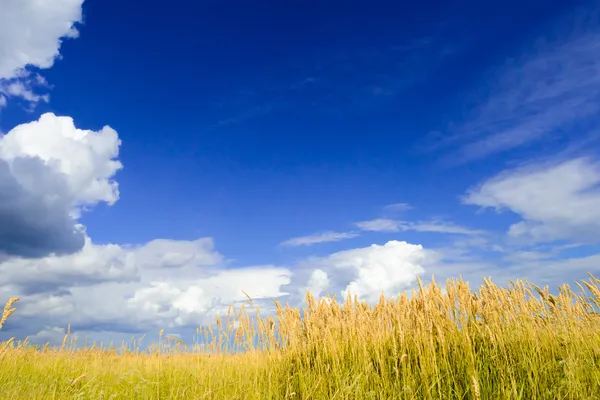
left=1, top=0, right=600, bottom=345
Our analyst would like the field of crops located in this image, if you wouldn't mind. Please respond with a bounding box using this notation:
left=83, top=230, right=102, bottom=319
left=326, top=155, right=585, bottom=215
left=2, top=275, right=600, bottom=399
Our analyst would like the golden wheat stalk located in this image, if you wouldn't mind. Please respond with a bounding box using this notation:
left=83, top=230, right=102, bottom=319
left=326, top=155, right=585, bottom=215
left=0, top=297, right=19, bottom=330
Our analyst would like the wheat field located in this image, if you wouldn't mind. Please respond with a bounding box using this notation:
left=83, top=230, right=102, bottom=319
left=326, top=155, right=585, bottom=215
left=1, top=275, right=600, bottom=399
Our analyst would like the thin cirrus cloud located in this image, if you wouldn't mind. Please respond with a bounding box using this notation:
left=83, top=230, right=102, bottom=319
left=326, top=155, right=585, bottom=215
left=355, top=218, right=485, bottom=236
left=424, top=6, right=600, bottom=164
left=383, top=202, right=413, bottom=213
left=279, top=231, right=360, bottom=247
left=355, top=218, right=401, bottom=232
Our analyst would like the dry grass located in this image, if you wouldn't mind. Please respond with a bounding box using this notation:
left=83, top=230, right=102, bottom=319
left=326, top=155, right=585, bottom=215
left=2, top=275, right=600, bottom=399
left=0, top=297, right=19, bottom=330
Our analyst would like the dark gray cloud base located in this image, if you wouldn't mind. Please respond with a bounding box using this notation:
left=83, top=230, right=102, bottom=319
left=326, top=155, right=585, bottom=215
left=0, top=157, right=85, bottom=258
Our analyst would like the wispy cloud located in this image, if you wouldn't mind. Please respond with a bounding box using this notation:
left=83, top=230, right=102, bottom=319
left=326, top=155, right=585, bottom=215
left=426, top=7, right=600, bottom=163
left=407, top=221, right=485, bottom=235
left=355, top=218, right=400, bottom=232
left=0, top=72, right=51, bottom=110
left=279, top=231, right=359, bottom=247
left=383, top=202, right=413, bottom=213
left=210, top=103, right=275, bottom=129
left=355, top=218, right=484, bottom=236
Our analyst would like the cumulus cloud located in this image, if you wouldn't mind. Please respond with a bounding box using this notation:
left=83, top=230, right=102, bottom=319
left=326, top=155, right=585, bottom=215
left=0, top=236, right=229, bottom=295
left=0, top=0, right=84, bottom=105
left=1, top=113, right=122, bottom=206
left=0, top=237, right=138, bottom=294
left=0, top=113, right=121, bottom=257
left=297, top=240, right=427, bottom=304
left=6, top=228, right=595, bottom=343
left=463, top=157, right=600, bottom=244
left=0, top=228, right=294, bottom=335
left=127, top=266, right=292, bottom=328
left=3, top=267, right=293, bottom=337
left=280, top=231, right=359, bottom=247
left=0, top=157, right=85, bottom=258
left=132, top=238, right=223, bottom=271
left=355, top=218, right=484, bottom=235
left=304, top=269, right=330, bottom=299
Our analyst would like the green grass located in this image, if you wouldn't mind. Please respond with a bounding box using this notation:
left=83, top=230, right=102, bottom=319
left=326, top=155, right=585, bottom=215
left=2, top=275, right=600, bottom=399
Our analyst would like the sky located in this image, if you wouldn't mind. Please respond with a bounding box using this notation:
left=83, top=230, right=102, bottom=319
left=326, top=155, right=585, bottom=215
left=1, top=0, right=600, bottom=346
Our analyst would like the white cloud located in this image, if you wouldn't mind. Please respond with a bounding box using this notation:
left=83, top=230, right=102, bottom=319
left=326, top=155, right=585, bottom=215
left=5, top=231, right=597, bottom=342
left=428, top=7, right=600, bottom=163
left=464, top=157, right=600, bottom=244
left=0, top=236, right=228, bottom=295
left=0, top=0, right=84, bottom=105
left=127, top=266, right=291, bottom=328
left=0, top=239, right=426, bottom=336
left=299, top=240, right=427, bottom=304
left=0, top=113, right=121, bottom=257
left=0, top=95, right=6, bottom=109
left=0, top=113, right=122, bottom=207
left=355, top=218, right=484, bottom=235
left=0, top=236, right=138, bottom=293
left=131, top=238, right=223, bottom=271
left=0, top=73, right=51, bottom=108
left=0, top=231, right=295, bottom=333
left=280, top=231, right=359, bottom=247
left=305, top=269, right=330, bottom=299
left=0, top=0, right=83, bottom=78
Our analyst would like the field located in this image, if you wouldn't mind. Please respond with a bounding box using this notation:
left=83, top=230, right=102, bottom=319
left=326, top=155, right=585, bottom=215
left=1, top=275, right=600, bottom=399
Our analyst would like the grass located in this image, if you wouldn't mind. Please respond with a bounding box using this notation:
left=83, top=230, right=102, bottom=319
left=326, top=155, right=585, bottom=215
left=2, top=275, right=600, bottom=399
